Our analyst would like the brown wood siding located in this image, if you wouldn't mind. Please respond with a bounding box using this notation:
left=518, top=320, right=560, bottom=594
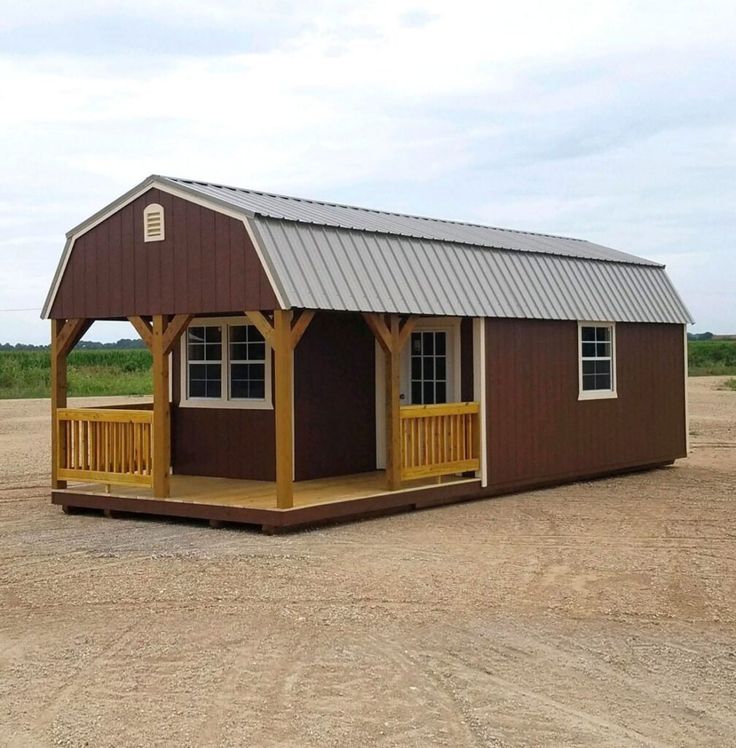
left=294, top=312, right=376, bottom=480
left=50, top=188, right=278, bottom=319
left=170, top=343, right=276, bottom=481
left=484, top=319, right=686, bottom=489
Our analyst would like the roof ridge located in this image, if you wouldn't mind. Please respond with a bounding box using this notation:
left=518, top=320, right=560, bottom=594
left=161, top=175, right=590, bottom=245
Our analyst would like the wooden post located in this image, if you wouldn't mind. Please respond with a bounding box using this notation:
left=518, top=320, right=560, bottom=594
left=273, top=309, right=294, bottom=509
left=245, top=309, right=315, bottom=509
left=385, top=316, right=402, bottom=490
left=51, top=319, right=67, bottom=489
left=362, top=313, right=417, bottom=490
left=151, top=315, right=170, bottom=498
left=51, top=318, right=91, bottom=489
left=128, top=314, right=191, bottom=499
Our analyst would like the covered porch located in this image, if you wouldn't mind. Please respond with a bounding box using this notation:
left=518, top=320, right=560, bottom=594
left=50, top=310, right=486, bottom=530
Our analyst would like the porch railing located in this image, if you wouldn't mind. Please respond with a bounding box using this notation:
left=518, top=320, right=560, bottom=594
left=400, top=402, right=481, bottom=481
left=56, top=408, right=154, bottom=487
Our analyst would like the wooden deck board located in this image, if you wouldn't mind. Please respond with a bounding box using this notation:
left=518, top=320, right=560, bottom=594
left=59, top=471, right=477, bottom=511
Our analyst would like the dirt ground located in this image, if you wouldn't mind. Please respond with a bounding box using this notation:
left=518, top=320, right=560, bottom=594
left=1, top=379, right=734, bottom=747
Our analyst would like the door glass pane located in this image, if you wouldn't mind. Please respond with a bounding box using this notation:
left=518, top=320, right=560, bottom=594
left=410, top=330, right=448, bottom=404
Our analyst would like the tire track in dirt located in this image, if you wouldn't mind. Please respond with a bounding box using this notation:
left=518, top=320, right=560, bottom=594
left=6, top=622, right=139, bottom=747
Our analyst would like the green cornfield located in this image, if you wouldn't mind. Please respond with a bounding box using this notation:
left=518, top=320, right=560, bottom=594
left=0, top=350, right=152, bottom=399
left=687, top=340, right=736, bottom=376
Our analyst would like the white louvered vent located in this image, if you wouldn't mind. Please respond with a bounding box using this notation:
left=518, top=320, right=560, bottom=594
left=143, top=203, right=165, bottom=242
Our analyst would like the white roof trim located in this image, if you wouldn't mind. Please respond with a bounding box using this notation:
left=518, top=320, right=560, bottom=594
left=41, top=175, right=284, bottom=318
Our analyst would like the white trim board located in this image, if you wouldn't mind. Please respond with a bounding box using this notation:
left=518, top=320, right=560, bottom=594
left=41, top=175, right=286, bottom=318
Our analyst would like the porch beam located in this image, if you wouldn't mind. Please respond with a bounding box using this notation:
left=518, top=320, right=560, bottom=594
left=362, top=312, right=392, bottom=352
left=290, top=310, right=315, bottom=349
left=57, top=318, right=92, bottom=358
left=162, top=313, right=194, bottom=355
left=273, top=309, right=294, bottom=508
left=244, top=311, right=277, bottom=349
left=397, top=315, right=418, bottom=351
left=151, top=315, right=171, bottom=498
left=128, top=315, right=153, bottom=350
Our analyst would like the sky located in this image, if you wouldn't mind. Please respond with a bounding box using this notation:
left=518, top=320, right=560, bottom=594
left=0, top=0, right=734, bottom=344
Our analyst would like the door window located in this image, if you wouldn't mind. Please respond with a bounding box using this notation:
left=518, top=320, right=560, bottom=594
left=410, top=331, right=447, bottom=404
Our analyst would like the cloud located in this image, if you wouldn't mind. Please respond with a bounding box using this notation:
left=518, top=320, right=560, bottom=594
left=1, top=0, right=735, bottom=343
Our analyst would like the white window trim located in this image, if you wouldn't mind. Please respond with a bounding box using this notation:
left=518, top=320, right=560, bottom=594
left=179, top=316, right=273, bottom=410
left=578, top=321, right=618, bottom=401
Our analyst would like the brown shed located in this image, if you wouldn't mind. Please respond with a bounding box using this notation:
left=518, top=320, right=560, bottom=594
left=42, top=176, right=692, bottom=531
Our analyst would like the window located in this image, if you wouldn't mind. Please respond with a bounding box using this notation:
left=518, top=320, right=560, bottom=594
left=410, top=330, right=448, bottom=404
left=578, top=322, right=617, bottom=400
left=181, top=318, right=271, bottom=409
left=143, top=203, right=165, bottom=242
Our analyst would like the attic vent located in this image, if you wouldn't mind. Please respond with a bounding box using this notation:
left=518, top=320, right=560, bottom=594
left=143, top=203, right=165, bottom=242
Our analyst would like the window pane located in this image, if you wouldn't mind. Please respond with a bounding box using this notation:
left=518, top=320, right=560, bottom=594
left=230, top=325, right=247, bottom=343
left=581, top=326, right=596, bottom=341
left=423, top=331, right=434, bottom=354
left=204, top=341, right=222, bottom=361
left=411, top=333, right=422, bottom=355
left=596, top=327, right=611, bottom=342
left=595, top=373, right=611, bottom=390
left=248, top=341, right=266, bottom=361
left=188, top=327, right=205, bottom=344
left=249, top=380, right=265, bottom=399
left=596, top=342, right=610, bottom=357
left=423, top=357, right=434, bottom=379
left=188, top=343, right=204, bottom=361
left=230, top=343, right=247, bottom=361
left=189, top=379, right=206, bottom=397
left=435, top=332, right=446, bottom=355
left=582, top=342, right=596, bottom=358
left=423, top=382, right=435, bottom=404
left=411, top=357, right=421, bottom=379
left=205, top=326, right=222, bottom=343
left=411, top=382, right=422, bottom=403
left=595, top=360, right=611, bottom=376
left=582, top=374, right=596, bottom=391
left=582, top=360, right=595, bottom=375
left=206, top=380, right=221, bottom=398
left=435, top=356, right=446, bottom=380
left=435, top=382, right=446, bottom=403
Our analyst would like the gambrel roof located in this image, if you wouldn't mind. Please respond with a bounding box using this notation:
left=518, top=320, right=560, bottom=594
left=43, top=175, right=692, bottom=323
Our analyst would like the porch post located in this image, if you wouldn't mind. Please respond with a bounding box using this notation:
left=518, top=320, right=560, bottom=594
left=273, top=309, right=294, bottom=509
left=362, top=313, right=417, bottom=491
left=51, top=319, right=67, bottom=489
left=245, top=309, right=315, bottom=510
left=133, top=313, right=192, bottom=498
left=385, top=316, right=402, bottom=490
left=151, top=315, right=170, bottom=498
left=51, top=318, right=91, bottom=489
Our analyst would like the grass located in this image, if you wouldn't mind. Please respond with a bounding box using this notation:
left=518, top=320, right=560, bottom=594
left=688, top=340, right=736, bottom=377
left=0, top=350, right=152, bottom=399
left=722, top=379, right=736, bottom=392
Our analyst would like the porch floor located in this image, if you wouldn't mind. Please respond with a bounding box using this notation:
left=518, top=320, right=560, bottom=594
left=52, top=471, right=483, bottom=532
